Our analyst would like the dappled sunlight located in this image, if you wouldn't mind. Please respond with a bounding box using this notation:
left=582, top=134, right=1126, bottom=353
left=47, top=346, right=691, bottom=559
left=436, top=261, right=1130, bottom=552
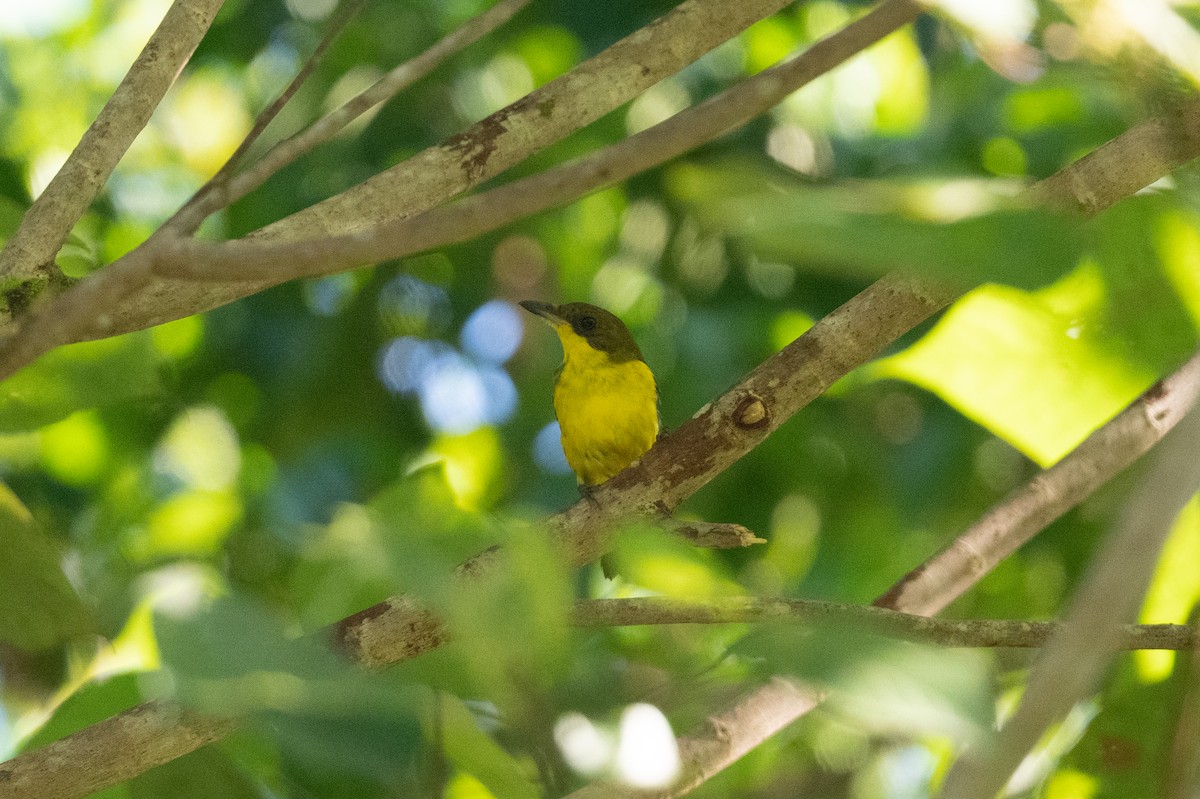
left=163, top=72, right=252, bottom=175
left=154, top=406, right=241, bottom=492
left=615, top=703, right=681, bottom=789
left=460, top=299, right=523, bottom=364
left=140, top=489, right=242, bottom=558
left=1155, top=210, right=1200, bottom=331
left=552, top=704, right=681, bottom=789
left=876, top=283, right=1158, bottom=467
left=40, top=411, right=109, bottom=486
left=0, top=0, right=88, bottom=38
left=1070, top=0, right=1200, bottom=86
left=625, top=79, right=691, bottom=136
left=1134, top=496, right=1200, bottom=682
left=420, top=427, right=504, bottom=509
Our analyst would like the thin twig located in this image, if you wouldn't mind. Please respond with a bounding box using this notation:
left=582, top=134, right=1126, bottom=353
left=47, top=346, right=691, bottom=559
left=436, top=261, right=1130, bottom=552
left=0, top=0, right=225, bottom=283
left=165, top=0, right=370, bottom=235
left=167, top=0, right=531, bottom=235
left=570, top=597, right=1198, bottom=650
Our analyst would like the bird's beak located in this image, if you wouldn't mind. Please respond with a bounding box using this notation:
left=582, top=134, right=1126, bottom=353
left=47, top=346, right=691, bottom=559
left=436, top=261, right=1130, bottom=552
left=519, top=300, right=563, bottom=325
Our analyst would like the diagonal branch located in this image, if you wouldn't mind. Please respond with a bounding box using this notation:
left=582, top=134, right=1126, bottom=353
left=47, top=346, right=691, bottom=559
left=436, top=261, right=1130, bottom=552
left=879, top=347, right=1200, bottom=615
left=0, top=0, right=225, bottom=287
left=164, top=0, right=371, bottom=236
left=166, top=0, right=531, bottom=235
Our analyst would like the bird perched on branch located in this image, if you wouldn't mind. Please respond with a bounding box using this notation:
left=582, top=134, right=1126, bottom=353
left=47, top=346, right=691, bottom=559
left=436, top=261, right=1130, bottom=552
left=519, top=300, right=659, bottom=496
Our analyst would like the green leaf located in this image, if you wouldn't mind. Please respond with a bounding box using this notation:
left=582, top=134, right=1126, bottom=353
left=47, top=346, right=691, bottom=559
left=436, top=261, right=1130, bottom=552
left=442, top=521, right=573, bottom=714
left=0, top=333, right=160, bottom=432
left=155, top=593, right=423, bottom=782
left=0, top=195, right=25, bottom=242
left=130, top=747, right=261, bottom=799
left=294, top=465, right=495, bottom=628
left=154, top=593, right=349, bottom=704
left=21, top=672, right=142, bottom=752
left=734, top=623, right=994, bottom=740
left=1058, top=658, right=1181, bottom=798
left=440, top=694, right=539, bottom=799
left=875, top=283, right=1156, bottom=467
left=670, top=164, right=1084, bottom=288
left=0, top=482, right=91, bottom=650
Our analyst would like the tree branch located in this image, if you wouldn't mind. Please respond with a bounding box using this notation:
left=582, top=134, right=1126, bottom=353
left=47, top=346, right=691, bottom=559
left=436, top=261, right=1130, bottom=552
left=165, top=0, right=371, bottom=236
left=878, top=347, right=1200, bottom=615
left=166, top=0, right=531, bottom=235
left=0, top=0, right=224, bottom=287
left=570, top=597, right=1198, bottom=650
left=0, top=701, right=235, bottom=799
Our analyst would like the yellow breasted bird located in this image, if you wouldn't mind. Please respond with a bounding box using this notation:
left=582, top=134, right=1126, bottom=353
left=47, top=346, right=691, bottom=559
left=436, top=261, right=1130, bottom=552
left=519, top=301, right=659, bottom=490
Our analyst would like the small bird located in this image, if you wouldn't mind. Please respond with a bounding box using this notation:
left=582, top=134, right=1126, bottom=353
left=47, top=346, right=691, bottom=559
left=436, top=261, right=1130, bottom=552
left=519, top=300, right=659, bottom=491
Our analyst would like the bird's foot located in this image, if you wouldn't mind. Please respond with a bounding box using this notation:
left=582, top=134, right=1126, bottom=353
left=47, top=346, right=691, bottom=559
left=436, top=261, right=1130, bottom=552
left=578, top=483, right=602, bottom=510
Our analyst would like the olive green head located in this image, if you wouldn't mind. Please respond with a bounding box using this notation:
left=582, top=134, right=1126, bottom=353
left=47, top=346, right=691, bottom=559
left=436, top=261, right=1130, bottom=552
left=519, top=300, right=645, bottom=363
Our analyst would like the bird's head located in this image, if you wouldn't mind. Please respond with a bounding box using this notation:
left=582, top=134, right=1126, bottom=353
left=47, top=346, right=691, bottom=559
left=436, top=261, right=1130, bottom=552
left=519, top=301, right=645, bottom=364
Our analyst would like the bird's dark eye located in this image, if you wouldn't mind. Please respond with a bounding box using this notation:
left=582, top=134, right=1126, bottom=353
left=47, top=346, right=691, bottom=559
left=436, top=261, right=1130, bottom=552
left=578, top=316, right=597, bottom=332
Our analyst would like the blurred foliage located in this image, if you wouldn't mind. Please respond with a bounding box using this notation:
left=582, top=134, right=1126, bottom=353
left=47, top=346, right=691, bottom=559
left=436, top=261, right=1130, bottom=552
left=2, top=0, right=1200, bottom=797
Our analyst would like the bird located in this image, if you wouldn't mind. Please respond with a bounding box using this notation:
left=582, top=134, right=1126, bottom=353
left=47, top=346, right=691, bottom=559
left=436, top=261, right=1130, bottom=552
left=519, top=300, right=659, bottom=495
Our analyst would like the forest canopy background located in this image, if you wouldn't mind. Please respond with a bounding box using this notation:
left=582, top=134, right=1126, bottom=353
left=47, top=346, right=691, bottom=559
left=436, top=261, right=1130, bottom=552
left=1, top=0, right=1200, bottom=797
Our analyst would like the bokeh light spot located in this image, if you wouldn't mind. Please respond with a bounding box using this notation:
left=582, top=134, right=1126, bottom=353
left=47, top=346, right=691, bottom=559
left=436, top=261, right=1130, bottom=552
left=615, top=703, right=680, bottom=789
left=461, top=300, right=523, bottom=364
left=417, top=353, right=518, bottom=434
left=533, top=422, right=571, bottom=475
left=377, top=274, right=451, bottom=337
left=150, top=315, right=204, bottom=359
left=153, top=406, right=241, bottom=491
left=304, top=273, right=358, bottom=316
left=420, top=355, right=487, bottom=433
left=164, top=71, right=251, bottom=174
left=378, top=337, right=451, bottom=395
left=41, top=411, right=108, bottom=486
left=0, top=0, right=88, bottom=37
left=554, top=712, right=613, bottom=775
left=142, top=490, right=242, bottom=558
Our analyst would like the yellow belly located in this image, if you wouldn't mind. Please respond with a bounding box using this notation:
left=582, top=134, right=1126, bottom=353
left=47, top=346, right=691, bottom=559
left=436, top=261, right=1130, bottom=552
left=554, top=358, right=658, bottom=486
